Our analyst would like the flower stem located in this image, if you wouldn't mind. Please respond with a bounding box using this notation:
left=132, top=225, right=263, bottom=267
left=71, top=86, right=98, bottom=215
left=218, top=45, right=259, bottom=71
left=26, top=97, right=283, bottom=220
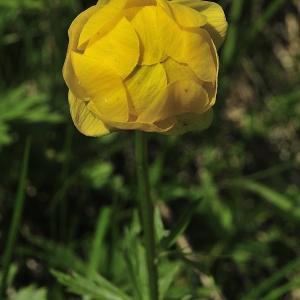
left=135, top=131, right=159, bottom=300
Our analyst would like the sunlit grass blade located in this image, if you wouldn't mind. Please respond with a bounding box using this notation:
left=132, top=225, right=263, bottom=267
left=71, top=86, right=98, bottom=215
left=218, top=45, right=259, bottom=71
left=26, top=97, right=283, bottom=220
left=0, top=137, right=31, bottom=297
left=51, top=270, right=132, bottom=300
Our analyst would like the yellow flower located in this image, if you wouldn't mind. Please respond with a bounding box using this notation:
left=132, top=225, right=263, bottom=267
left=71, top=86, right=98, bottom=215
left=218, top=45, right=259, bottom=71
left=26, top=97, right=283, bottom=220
left=63, top=0, right=227, bottom=136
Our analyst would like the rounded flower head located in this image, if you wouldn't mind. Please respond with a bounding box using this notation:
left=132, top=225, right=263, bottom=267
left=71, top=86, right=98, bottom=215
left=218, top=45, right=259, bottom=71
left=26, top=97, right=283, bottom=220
left=63, top=0, right=227, bottom=136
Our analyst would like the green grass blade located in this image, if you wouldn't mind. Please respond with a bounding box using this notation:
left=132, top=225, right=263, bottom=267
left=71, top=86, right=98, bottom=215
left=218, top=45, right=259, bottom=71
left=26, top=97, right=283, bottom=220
left=159, top=263, right=181, bottom=299
left=87, top=207, right=111, bottom=278
left=160, top=202, right=197, bottom=250
left=221, top=0, right=245, bottom=69
left=0, top=137, right=31, bottom=297
left=242, top=258, right=300, bottom=300
left=260, top=278, right=300, bottom=300
left=248, top=0, right=285, bottom=41
left=228, top=179, right=300, bottom=219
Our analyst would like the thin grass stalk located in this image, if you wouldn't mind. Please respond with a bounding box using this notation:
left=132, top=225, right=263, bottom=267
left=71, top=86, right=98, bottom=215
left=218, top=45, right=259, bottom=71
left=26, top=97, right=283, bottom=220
left=0, top=137, right=31, bottom=298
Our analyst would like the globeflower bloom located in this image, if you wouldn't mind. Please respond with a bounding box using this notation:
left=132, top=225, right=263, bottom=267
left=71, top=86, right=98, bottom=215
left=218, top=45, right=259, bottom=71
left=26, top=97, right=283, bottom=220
left=63, top=0, right=227, bottom=136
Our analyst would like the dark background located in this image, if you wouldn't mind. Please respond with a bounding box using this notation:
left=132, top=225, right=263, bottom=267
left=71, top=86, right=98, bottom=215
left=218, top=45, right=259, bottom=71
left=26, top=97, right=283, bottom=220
left=0, top=0, right=300, bottom=299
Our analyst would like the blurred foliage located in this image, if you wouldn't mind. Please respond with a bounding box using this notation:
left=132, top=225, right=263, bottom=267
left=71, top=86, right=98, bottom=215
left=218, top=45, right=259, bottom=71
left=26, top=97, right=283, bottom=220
left=0, top=0, right=300, bottom=299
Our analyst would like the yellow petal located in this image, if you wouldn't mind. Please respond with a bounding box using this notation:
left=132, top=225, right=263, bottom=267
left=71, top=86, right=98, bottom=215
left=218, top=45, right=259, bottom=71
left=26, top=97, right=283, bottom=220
left=125, top=64, right=167, bottom=119
left=157, top=6, right=184, bottom=62
left=63, top=6, right=97, bottom=99
left=131, top=6, right=165, bottom=65
left=131, top=5, right=184, bottom=64
left=168, top=2, right=207, bottom=28
left=78, top=0, right=127, bottom=48
left=159, top=80, right=210, bottom=120
left=179, top=28, right=218, bottom=82
left=71, top=51, right=129, bottom=122
left=163, top=58, right=198, bottom=83
left=123, top=7, right=140, bottom=20
left=84, top=17, right=139, bottom=79
left=167, top=109, right=213, bottom=134
left=164, top=59, right=218, bottom=106
left=126, top=0, right=155, bottom=7
left=156, top=0, right=172, bottom=13
left=68, top=91, right=110, bottom=136
left=170, top=0, right=228, bottom=48
left=105, top=118, right=174, bottom=133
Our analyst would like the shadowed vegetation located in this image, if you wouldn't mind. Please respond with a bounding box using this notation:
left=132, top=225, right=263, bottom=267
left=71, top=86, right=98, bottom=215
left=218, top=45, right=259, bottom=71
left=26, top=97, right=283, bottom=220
left=0, top=0, right=299, bottom=299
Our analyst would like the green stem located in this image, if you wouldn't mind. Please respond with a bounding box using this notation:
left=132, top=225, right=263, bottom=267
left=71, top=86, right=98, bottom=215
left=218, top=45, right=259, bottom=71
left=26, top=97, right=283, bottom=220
left=0, top=137, right=31, bottom=298
left=135, top=131, right=159, bottom=300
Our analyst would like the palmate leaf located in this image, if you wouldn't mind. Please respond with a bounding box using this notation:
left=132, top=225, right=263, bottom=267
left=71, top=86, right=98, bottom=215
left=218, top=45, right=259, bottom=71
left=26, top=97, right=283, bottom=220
left=0, top=84, right=62, bottom=146
left=51, top=270, right=132, bottom=300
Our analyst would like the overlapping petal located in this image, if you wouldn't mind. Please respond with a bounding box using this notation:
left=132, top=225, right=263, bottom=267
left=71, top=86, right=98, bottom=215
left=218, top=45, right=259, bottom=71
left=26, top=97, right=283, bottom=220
left=168, top=2, right=207, bottom=28
left=68, top=91, right=110, bottom=136
left=163, top=58, right=199, bottom=83
left=71, top=51, right=128, bottom=122
left=125, top=64, right=167, bottom=119
left=170, top=0, right=228, bottom=48
left=157, top=6, right=184, bottom=62
left=126, top=0, right=156, bottom=7
left=84, top=17, right=139, bottom=79
left=176, top=28, right=218, bottom=82
left=131, top=6, right=165, bottom=65
left=159, top=80, right=210, bottom=120
left=104, top=118, right=174, bottom=133
left=78, top=0, right=127, bottom=48
left=168, top=109, right=213, bottom=134
left=63, top=6, right=97, bottom=99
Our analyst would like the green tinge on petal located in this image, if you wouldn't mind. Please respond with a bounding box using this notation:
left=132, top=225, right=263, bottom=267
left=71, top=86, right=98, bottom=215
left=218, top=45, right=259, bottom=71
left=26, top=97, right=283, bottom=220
left=126, top=0, right=156, bottom=7
left=159, top=80, right=210, bottom=120
left=105, top=118, right=174, bottom=133
left=68, top=91, right=110, bottom=136
left=84, top=17, right=139, bottom=79
left=167, top=109, right=213, bottom=135
left=170, top=0, right=228, bottom=48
